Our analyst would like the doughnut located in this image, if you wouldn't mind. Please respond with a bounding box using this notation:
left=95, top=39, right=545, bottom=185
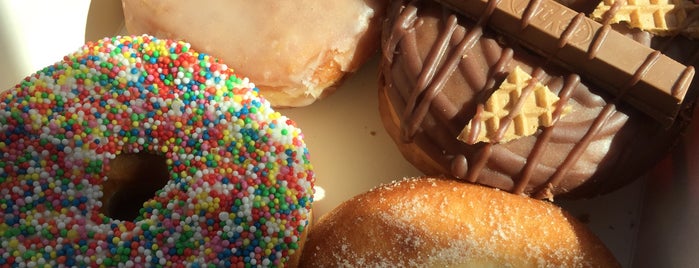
left=298, top=177, right=620, bottom=267
left=378, top=0, right=699, bottom=199
left=122, top=0, right=388, bottom=107
left=0, top=35, right=314, bottom=267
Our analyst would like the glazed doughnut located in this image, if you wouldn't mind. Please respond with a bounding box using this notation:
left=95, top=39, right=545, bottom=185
left=379, top=0, right=699, bottom=199
left=299, top=177, right=620, bottom=267
left=122, top=0, right=387, bottom=107
left=0, top=35, right=314, bottom=267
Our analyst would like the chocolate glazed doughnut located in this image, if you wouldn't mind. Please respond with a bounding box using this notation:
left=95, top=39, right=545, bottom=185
left=379, top=0, right=699, bottom=199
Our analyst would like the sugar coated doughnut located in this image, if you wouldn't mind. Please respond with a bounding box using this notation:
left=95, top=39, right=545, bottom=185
left=299, top=177, right=620, bottom=267
left=0, top=35, right=314, bottom=267
left=122, top=0, right=388, bottom=107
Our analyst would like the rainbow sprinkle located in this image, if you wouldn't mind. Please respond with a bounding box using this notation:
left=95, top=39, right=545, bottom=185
left=0, top=35, right=314, bottom=267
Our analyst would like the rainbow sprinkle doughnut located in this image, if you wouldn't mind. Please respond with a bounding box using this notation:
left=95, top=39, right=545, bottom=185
left=0, top=35, right=314, bottom=267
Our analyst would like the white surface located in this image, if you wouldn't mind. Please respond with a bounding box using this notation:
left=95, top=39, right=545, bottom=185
left=2, top=1, right=678, bottom=267
left=0, top=0, right=91, bottom=90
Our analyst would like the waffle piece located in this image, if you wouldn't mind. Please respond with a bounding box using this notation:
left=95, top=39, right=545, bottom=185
left=590, top=0, right=699, bottom=37
left=458, top=67, right=571, bottom=144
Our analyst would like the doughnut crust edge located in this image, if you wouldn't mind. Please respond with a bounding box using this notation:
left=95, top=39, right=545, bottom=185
left=299, top=177, right=620, bottom=267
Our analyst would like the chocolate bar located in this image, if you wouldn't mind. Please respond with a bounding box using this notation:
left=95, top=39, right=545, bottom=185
left=434, top=0, right=695, bottom=125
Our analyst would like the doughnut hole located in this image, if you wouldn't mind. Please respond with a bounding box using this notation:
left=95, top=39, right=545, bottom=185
left=101, top=153, right=170, bottom=221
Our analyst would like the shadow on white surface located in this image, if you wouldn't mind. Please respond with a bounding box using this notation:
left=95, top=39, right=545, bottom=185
left=633, top=108, right=699, bottom=267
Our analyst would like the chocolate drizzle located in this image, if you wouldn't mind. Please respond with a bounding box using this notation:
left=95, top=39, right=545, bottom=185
left=400, top=0, right=500, bottom=141
left=380, top=0, right=696, bottom=198
left=560, top=13, right=587, bottom=50
left=535, top=100, right=616, bottom=198
left=519, top=0, right=542, bottom=29
left=401, top=13, right=460, bottom=140
left=492, top=70, right=538, bottom=141
left=438, top=0, right=695, bottom=125
left=519, top=74, right=580, bottom=195
left=599, top=0, right=697, bottom=105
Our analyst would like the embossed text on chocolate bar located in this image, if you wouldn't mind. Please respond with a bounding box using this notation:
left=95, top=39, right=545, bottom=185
left=434, top=0, right=695, bottom=125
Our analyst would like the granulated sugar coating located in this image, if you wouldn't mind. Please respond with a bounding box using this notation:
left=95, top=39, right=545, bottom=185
left=299, top=177, right=619, bottom=267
